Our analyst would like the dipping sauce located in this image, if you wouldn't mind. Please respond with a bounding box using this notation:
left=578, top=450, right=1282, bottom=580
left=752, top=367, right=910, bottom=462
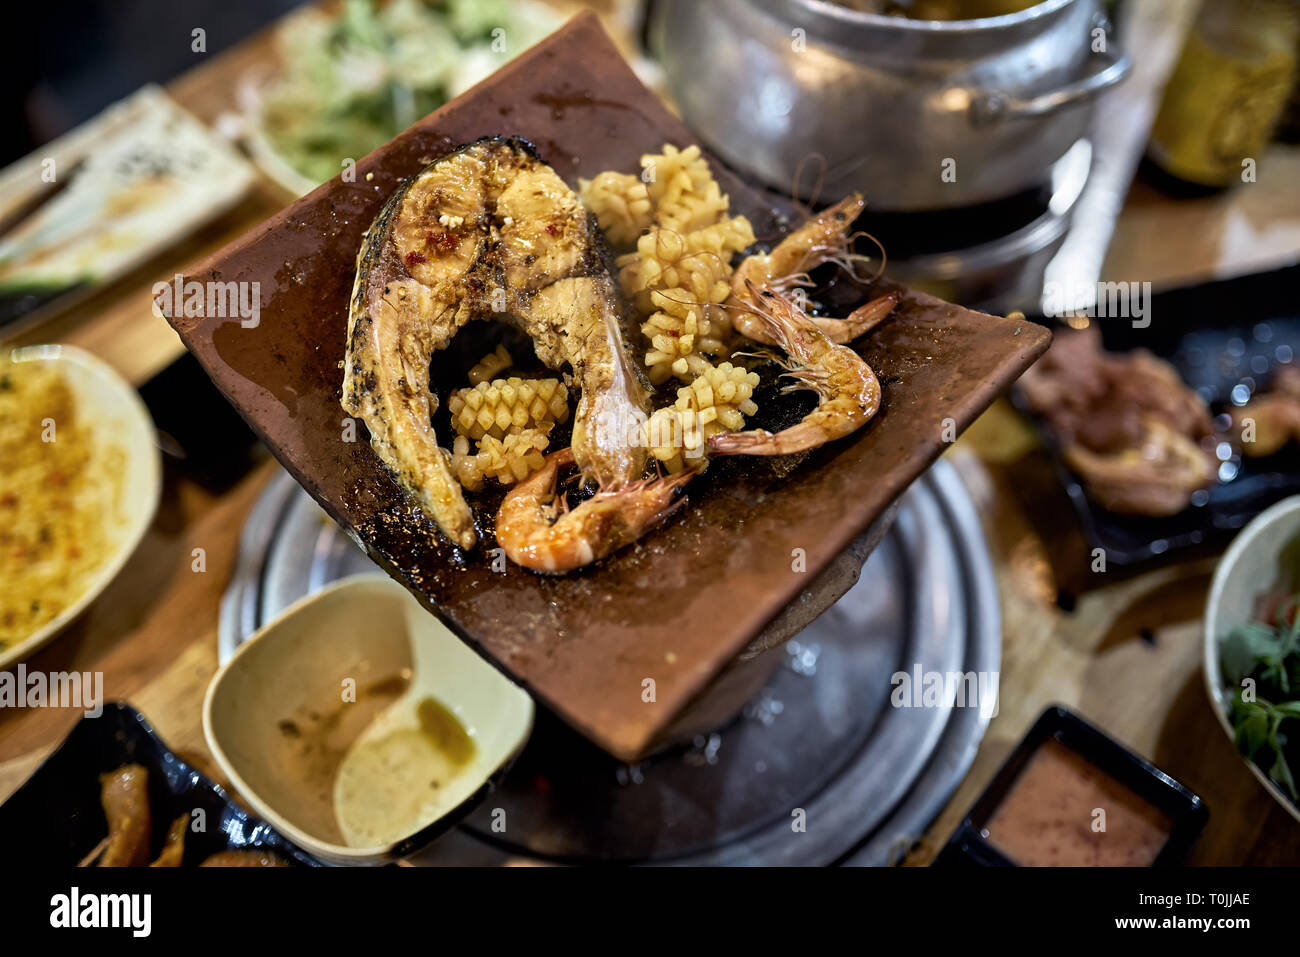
left=273, top=674, right=410, bottom=844
left=982, top=738, right=1173, bottom=866
left=333, top=696, right=477, bottom=848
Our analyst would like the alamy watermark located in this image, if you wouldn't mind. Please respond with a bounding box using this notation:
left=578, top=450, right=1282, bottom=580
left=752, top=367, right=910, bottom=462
left=890, top=665, right=999, bottom=719
left=0, top=665, right=102, bottom=717
left=1042, top=280, right=1152, bottom=329
left=50, top=887, right=150, bottom=937
left=152, top=274, right=261, bottom=328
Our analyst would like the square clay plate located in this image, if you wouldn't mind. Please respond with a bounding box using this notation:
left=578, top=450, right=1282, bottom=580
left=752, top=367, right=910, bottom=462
left=167, top=12, right=1050, bottom=761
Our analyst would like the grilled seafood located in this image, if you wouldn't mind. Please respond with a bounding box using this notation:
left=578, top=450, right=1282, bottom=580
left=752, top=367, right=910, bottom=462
left=495, top=447, right=694, bottom=573
left=342, top=137, right=649, bottom=549
left=710, top=281, right=881, bottom=456
left=755, top=290, right=900, bottom=346
left=729, top=193, right=895, bottom=346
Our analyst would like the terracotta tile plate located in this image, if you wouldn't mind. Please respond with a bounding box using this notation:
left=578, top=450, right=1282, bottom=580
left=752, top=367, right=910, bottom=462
left=167, top=13, right=1050, bottom=760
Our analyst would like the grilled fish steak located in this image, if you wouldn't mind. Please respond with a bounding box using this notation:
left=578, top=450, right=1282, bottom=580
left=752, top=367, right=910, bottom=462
left=342, top=138, right=649, bottom=549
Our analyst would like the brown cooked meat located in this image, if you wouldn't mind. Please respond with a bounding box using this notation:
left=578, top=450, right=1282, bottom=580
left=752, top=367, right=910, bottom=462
left=1019, top=326, right=1217, bottom=516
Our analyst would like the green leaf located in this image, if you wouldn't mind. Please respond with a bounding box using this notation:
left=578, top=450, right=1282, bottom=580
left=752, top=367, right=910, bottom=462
left=1271, top=747, right=1299, bottom=800
left=1221, top=622, right=1284, bottom=681
left=1232, top=697, right=1272, bottom=758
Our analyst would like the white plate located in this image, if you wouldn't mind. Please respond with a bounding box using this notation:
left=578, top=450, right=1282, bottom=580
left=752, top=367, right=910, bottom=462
left=0, top=344, right=161, bottom=670
left=1203, top=494, right=1300, bottom=825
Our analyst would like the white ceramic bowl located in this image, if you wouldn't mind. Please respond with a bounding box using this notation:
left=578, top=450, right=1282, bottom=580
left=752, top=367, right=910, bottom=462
left=0, top=344, right=161, bottom=670
left=1203, top=494, right=1300, bottom=825
left=203, top=574, right=534, bottom=865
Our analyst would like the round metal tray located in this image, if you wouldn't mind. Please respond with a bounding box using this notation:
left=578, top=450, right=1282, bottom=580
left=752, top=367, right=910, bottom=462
left=220, top=459, right=999, bottom=865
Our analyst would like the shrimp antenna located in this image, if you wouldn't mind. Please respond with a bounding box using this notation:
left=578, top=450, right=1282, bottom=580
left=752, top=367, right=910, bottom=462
left=745, top=154, right=830, bottom=248
left=791, top=153, right=828, bottom=218
left=648, top=286, right=720, bottom=313
left=846, top=229, right=888, bottom=284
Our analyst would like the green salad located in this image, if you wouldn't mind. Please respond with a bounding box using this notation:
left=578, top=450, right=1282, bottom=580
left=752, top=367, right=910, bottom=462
left=260, top=0, right=560, bottom=185
left=1222, top=585, right=1300, bottom=800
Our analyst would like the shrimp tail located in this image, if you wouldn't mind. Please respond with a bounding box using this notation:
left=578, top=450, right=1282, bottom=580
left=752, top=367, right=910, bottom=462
left=834, top=292, right=898, bottom=342
left=709, top=425, right=824, bottom=457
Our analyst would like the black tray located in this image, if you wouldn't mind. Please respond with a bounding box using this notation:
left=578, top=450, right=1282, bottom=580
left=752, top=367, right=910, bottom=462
left=1020, top=263, right=1300, bottom=566
left=935, top=705, right=1208, bottom=867
left=0, top=702, right=317, bottom=867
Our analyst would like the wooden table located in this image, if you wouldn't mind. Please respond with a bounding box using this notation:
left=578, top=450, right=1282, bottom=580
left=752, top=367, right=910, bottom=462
left=4, top=1, right=1300, bottom=865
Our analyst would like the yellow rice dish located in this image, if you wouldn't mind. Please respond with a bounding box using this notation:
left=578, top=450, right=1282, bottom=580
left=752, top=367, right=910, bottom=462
left=0, top=356, right=124, bottom=649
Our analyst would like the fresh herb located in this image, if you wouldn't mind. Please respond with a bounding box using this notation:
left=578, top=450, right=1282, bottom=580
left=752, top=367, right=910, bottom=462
left=1222, top=590, right=1300, bottom=801
left=1222, top=618, right=1299, bottom=694
left=1229, top=695, right=1300, bottom=799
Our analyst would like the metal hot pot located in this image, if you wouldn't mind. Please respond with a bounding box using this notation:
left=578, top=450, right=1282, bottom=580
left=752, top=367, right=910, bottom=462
left=649, top=0, right=1130, bottom=211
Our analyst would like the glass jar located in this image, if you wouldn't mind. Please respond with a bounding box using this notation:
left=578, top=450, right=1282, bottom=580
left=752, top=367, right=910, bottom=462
left=1148, top=0, right=1300, bottom=187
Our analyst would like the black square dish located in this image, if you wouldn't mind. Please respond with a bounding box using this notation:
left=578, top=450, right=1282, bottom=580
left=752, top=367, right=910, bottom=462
left=1018, top=264, right=1300, bottom=565
left=0, top=702, right=316, bottom=866
left=936, top=706, right=1207, bottom=867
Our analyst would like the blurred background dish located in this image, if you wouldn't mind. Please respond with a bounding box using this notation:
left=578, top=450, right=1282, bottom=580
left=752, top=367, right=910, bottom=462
left=234, top=0, right=565, bottom=195
left=0, top=86, right=255, bottom=334
left=1014, top=265, right=1300, bottom=566
left=1204, top=495, right=1300, bottom=826
left=0, top=344, right=160, bottom=670
left=0, top=702, right=317, bottom=866
left=936, top=705, right=1208, bottom=866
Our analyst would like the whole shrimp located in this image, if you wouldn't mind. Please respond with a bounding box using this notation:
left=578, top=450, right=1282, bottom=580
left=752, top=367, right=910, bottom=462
left=495, top=447, right=695, bottom=573
left=710, top=281, right=881, bottom=456
left=729, top=193, right=897, bottom=346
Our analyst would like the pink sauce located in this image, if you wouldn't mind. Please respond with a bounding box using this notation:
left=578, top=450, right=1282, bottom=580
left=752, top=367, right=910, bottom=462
left=983, top=738, right=1173, bottom=866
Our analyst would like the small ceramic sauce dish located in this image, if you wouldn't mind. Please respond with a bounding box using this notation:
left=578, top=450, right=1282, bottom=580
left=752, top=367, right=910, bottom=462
left=936, top=706, right=1207, bottom=867
left=203, top=574, right=534, bottom=865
